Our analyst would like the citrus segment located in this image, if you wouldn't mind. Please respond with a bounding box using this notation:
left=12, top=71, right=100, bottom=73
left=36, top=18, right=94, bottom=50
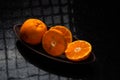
left=20, top=18, right=47, bottom=45
left=50, top=25, right=72, bottom=44
left=42, top=29, right=67, bottom=56
left=65, top=40, right=92, bottom=61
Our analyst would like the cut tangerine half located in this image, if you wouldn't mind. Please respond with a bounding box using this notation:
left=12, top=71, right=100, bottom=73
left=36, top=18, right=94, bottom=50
left=65, top=40, right=92, bottom=61
left=50, top=25, right=72, bottom=44
left=42, top=29, right=67, bottom=56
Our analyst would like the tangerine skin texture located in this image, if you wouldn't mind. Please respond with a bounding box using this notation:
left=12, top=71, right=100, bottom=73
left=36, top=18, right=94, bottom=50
left=20, top=18, right=47, bottom=45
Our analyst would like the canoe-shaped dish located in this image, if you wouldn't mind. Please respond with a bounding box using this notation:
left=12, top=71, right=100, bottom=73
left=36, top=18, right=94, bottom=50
left=13, top=24, right=96, bottom=65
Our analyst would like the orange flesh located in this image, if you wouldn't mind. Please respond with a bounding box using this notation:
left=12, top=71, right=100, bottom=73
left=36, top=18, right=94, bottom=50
left=50, top=25, right=72, bottom=44
left=65, top=40, right=92, bottom=61
left=42, top=29, right=67, bottom=56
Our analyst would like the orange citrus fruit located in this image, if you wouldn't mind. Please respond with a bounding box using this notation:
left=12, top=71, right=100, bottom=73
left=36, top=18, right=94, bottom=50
left=42, top=29, right=67, bottom=56
left=20, top=18, right=47, bottom=45
left=65, top=40, right=92, bottom=61
left=50, top=25, right=72, bottom=44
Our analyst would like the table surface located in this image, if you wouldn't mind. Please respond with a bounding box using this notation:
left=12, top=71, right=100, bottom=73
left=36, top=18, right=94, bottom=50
left=0, top=0, right=119, bottom=80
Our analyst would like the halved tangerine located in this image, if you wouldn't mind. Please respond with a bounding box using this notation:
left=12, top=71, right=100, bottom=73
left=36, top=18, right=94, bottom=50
left=65, top=40, right=92, bottom=61
left=50, top=25, right=72, bottom=44
left=42, top=29, right=67, bottom=56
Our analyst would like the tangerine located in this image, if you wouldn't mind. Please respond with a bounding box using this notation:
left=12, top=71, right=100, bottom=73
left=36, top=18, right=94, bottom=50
left=65, top=40, right=92, bottom=61
left=50, top=25, right=72, bottom=44
left=42, top=29, right=67, bottom=56
left=20, top=18, right=47, bottom=45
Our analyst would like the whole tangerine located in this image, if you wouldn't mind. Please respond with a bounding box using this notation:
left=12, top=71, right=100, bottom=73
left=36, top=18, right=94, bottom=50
left=20, top=18, right=47, bottom=45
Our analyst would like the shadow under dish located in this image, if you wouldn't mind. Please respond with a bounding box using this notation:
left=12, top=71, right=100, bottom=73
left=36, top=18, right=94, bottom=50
left=14, top=24, right=96, bottom=78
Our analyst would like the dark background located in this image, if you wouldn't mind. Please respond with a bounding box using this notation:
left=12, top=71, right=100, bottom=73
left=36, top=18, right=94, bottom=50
left=0, top=0, right=119, bottom=80
left=74, top=1, right=119, bottom=80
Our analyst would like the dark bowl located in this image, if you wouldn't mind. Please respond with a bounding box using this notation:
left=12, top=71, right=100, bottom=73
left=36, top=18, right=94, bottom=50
left=13, top=24, right=96, bottom=78
left=13, top=24, right=96, bottom=65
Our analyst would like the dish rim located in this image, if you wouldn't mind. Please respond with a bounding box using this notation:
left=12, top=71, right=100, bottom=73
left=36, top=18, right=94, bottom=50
left=13, top=24, right=96, bottom=64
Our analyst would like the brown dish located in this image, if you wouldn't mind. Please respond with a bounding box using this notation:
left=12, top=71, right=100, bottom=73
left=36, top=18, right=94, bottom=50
left=13, top=24, right=96, bottom=65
